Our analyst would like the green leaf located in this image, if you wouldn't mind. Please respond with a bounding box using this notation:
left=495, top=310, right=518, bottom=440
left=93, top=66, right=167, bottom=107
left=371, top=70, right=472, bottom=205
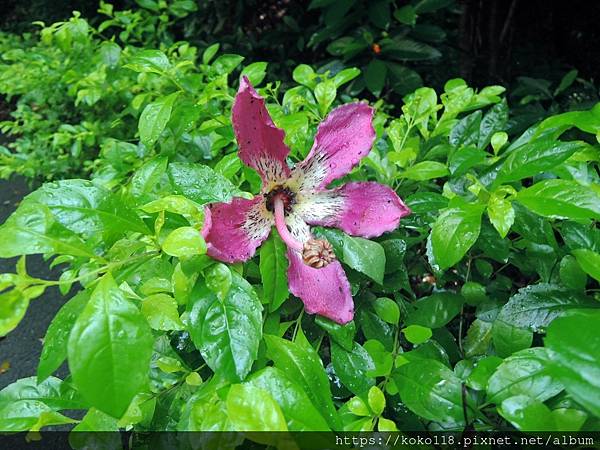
left=401, top=161, right=449, bottom=180
left=332, top=68, right=360, bottom=88
left=0, top=290, right=28, bottom=337
left=394, top=358, right=465, bottom=425
left=130, top=155, right=168, bottom=203
left=492, top=320, right=533, bottom=357
left=363, top=340, right=393, bottom=377
left=38, top=291, right=89, bottom=382
left=402, top=324, right=432, bottom=344
left=162, top=226, right=207, bottom=257
left=168, top=162, right=242, bottom=204
left=141, top=293, right=184, bottom=331
left=449, top=110, right=481, bottom=147
left=202, top=43, right=220, bottom=64
left=292, top=64, right=316, bottom=88
left=247, top=367, right=330, bottom=431
left=559, top=255, right=588, bottom=290
left=406, top=292, right=464, bottom=328
left=487, top=192, right=514, bottom=238
left=545, top=310, right=600, bottom=418
left=478, top=100, right=508, bottom=149
left=0, top=203, right=94, bottom=258
left=212, top=54, right=244, bottom=75
left=486, top=347, right=563, bottom=404
left=205, top=262, right=232, bottom=300
left=394, top=5, right=417, bottom=25
left=24, top=180, right=150, bottom=244
left=572, top=248, right=600, bottom=282
left=331, top=341, right=375, bottom=396
left=68, top=274, right=154, bottom=418
left=498, top=395, right=554, bottom=431
left=367, top=386, right=386, bottom=415
left=431, top=202, right=485, bottom=269
left=465, top=356, right=502, bottom=390
left=494, top=140, right=585, bottom=186
left=226, top=384, right=288, bottom=431
left=241, top=62, right=268, bottom=86
left=315, top=316, right=355, bottom=352
left=260, top=233, right=289, bottom=312
left=339, top=234, right=386, bottom=284
left=517, top=179, right=600, bottom=221
left=264, top=334, right=340, bottom=429
left=188, top=272, right=262, bottom=381
left=373, top=297, right=400, bottom=324
left=497, top=284, right=598, bottom=333
left=365, top=59, right=387, bottom=96
left=126, top=49, right=171, bottom=74
left=0, top=376, right=83, bottom=411
left=0, top=400, right=75, bottom=432
left=139, top=92, right=179, bottom=148
left=462, top=319, right=493, bottom=358
left=314, top=80, right=336, bottom=115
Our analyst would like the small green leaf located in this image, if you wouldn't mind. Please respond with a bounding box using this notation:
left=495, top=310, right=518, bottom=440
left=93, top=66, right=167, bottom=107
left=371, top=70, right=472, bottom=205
left=162, top=226, right=207, bottom=258
left=402, top=324, right=432, bottom=344
left=367, top=386, right=385, bottom=415
left=139, top=92, right=179, bottom=148
left=373, top=297, right=400, bottom=324
left=0, top=290, right=29, bottom=337
left=260, top=233, right=289, bottom=311
left=141, top=293, right=184, bottom=331
left=431, top=202, right=485, bottom=269
left=406, top=292, right=464, bottom=329
left=401, top=161, right=449, bottom=180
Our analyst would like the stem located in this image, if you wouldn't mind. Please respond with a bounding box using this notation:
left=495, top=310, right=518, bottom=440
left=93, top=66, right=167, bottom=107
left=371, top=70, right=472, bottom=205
left=273, top=197, right=303, bottom=252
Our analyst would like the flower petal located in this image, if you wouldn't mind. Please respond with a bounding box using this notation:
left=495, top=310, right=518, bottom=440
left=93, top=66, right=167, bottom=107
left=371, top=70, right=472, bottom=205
left=232, top=76, right=291, bottom=184
left=204, top=196, right=272, bottom=263
left=298, top=181, right=411, bottom=238
left=287, top=249, right=354, bottom=324
left=295, top=103, right=375, bottom=190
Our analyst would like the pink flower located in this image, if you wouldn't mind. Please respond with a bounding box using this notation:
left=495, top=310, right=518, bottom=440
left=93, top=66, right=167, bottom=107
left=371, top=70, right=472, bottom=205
left=202, top=77, right=410, bottom=324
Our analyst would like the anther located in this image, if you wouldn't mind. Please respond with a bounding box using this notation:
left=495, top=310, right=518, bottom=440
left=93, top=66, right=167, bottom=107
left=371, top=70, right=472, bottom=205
left=302, top=238, right=336, bottom=268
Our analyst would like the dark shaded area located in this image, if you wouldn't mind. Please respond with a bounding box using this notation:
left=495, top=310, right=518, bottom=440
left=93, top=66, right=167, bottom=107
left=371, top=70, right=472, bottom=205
left=1, top=0, right=598, bottom=87
left=0, top=176, right=70, bottom=389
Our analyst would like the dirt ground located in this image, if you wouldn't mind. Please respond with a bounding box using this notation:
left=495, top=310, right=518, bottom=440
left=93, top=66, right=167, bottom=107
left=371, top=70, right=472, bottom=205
left=0, top=176, right=72, bottom=389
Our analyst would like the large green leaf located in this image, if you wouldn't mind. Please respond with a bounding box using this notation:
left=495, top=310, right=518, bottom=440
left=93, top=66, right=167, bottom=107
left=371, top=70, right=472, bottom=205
left=0, top=376, right=83, bottom=411
left=393, top=358, right=465, bottom=426
left=486, top=347, right=563, bottom=404
left=497, top=283, right=598, bottom=332
left=260, top=233, right=289, bottom=312
left=0, top=203, right=94, bottom=258
left=0, top=400, right=75, bottom=432
left=139, top=92, right=179, bottom=148
left=572, top=248, right=600, bottom=282
left=187, top=272, right=262, bottom=382
left=24, top=180, right=150, bottom=244
left=545, top=310, right=600, bottom=417
left=168, top=162, right=243, bottom=205
left=264, top=334, right=340, bottom=430
left=38, top=291, right=90, bottom=382
left=0, top=289, right=29, bottom=337
left=68, top=274, right=154, bottom=418
left=517, top=179, right=600, bottom=221
left=226, top=384, right=288, bottom=432
left=331, top=342, right=375, bottom=396
left=494, top=140, right=585, bottom=186
left=430, top=202, right=485, bottom=269
left=247, top=367, right=330, bottom=431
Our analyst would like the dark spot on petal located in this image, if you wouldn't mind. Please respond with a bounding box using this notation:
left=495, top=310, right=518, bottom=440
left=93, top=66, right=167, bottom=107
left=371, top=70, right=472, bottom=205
left=338, top=287, right=343, bottom=293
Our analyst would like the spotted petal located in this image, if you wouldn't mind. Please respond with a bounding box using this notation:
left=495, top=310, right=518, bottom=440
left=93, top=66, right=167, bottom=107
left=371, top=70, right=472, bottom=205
left=296, top=181, right=411, bottom=238
left=204, top=196, right=272, bottom=263
left=287, top=249, right=354, bottom=324
left=294, top=103, right=375, bottom=190
left=232, top=76, right=291, bottom=184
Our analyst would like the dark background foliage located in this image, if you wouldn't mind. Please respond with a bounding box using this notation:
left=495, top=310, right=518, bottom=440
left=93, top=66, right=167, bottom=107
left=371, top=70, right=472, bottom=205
left=2, top=0, right=599, bottom=87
